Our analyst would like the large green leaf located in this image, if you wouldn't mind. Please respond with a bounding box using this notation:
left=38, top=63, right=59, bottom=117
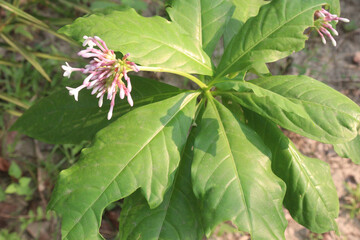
left=166, top=0, right=233, bottom=56
left=243, top=109, right=339, bottom=233
left=223, top=0, right=268, bottom=47
left=192, top=95, right=286, bottom=239
left=119, top=129, right=204, bottom=240
left=218, top=75, right=360, bottom=144
left=215, top=0, right=339, bottom=78
left=48, top=92, right=199, bottom=240
left=59, top=8, right=212, bottom=75
left=11, top=76, right=181, bottom=144
left=334, top=135, right=360, bottom=164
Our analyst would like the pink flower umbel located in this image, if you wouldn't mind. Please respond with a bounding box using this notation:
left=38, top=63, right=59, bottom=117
left=62, top=36, right=139, bottom=120
left=314, top=8, right=350, bottom=47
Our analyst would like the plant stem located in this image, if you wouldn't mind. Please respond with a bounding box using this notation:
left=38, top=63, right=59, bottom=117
left=138, top=66, right=208, bottom=89
left=204, top=89, right=214, bottom=100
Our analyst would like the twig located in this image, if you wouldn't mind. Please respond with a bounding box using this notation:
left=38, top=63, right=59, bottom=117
left=33, top=140, right=47, bottom=209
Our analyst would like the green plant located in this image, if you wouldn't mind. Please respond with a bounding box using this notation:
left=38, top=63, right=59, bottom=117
left=343, top=182, right=360, bottom=219
left=307, top=232, right=324, bottom=240
left=5, top=162, right=35, bottom=200
left=19, top=206, right=52, bottom=232
left=214, top=222, right=244, bottom=237
left=10, top=0, right=360, bottom=239
left=0, top=229, right=21, bottom=240
left=0, top=0, right=77, bottom=81
left=0, top=186, right=5, bottom=201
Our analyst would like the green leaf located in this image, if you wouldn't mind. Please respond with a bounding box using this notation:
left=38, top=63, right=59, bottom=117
left=0, top=229, right=21, bottom=240
left=121, top=0, right=147, bottom=11
left=8, top=162, right=22, bottom=179
left=90, top=1, right=125, bottom=11
left=243, top=109, right=339, bottom=233
left=59, top=8, right=212, bottom=75
left=223, top=0, right=268, bottom=47
left=334, top=135, right=360, bottom=164
left=231, top=0, right=269, bottom=24
left=167, top=0, right=234, bottom=56
left=119, top=129, right=204, bottom=240
left=48, top=92, right=199, bottom=240
left=250, top=62, right=271, bottom=76
left=14, top=25, right=33, bottom=40
left=5, top=177, right=34, bottom=199
left=11, top=76, right=181, bottom=144
left=192, top=95, right=286, bottom=239
left=220, top=75, right=360, bottom=144
left=0, top=33, right=51, bottom=82
left=0, top=187, right=5, bottom=202
left=216, top=0, right=339, bottom=78
left=212, top=71, right=246, bottom=91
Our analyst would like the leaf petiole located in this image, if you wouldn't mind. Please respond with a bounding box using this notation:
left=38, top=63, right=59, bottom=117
left=138, top=66, right=208, bottom=89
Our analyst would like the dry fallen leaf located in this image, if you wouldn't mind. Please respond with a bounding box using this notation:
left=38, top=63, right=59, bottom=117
left=353, top=52, right=360, bottom=65
left=0, top=157, right=10, bottom=172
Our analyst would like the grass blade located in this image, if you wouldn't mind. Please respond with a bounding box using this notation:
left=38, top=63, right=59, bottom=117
left=0, top=33, right=51, bottom=82
left=0, top=93, right=30, bottom=109
left=32, top=52, right=78, bottom=62
left=18, top=19, right=79, bottom=46
left=6, top=109, right=23, bottom=117
left=58, top=0, right=90, bottom=14
left=0, top=44, right=78, bottom=62
left=0, top=59, right=22, bottom=67
left=0, top=0, right=48, bottom=28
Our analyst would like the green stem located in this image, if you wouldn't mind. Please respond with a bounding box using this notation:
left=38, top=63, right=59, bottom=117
left=204, top=89, right=214, bottom=100
left=138, top=66, right=208, bottom=89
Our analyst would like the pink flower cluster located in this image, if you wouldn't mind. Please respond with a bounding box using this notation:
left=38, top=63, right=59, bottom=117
left=62, top=36, right=139, bottom=120
left=315, top=8, right=349, bottom=47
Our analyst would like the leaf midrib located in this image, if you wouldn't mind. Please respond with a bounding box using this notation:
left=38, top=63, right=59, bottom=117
left=217, top=77, right=359, bottom=121
left=156, top=110, right=204, bottom=239
left=208, top=97, right=253, bottom=236
left=231, top=88, right=359, bottom=123
left=215, top=3, right=322, bottom=78
left=61, top=92, right=199, bottom=239
left=103, top=12, right=212, bottom=73
left=229, top=92, right=357, bottom=139
left=287, top=145, right=337, bottom=227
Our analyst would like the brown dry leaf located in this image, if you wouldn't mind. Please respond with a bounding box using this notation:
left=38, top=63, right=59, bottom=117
left=0, top=157, right=10, bottom=172
left=106, top=210, right=120, bottom=230
left=99, top=219, right=117, bottom=239
left=353, top=52, right=360, bottom=65
left=26, top=221, right=51, bottom=240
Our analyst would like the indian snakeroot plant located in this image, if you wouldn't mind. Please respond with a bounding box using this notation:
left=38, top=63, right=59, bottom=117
left=10, top=0, right=360, bottom=239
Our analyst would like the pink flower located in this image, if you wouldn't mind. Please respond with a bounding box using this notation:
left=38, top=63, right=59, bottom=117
left=63, top=36, right=139, bottom=120
left=314, top=8, right=350, bottom=47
